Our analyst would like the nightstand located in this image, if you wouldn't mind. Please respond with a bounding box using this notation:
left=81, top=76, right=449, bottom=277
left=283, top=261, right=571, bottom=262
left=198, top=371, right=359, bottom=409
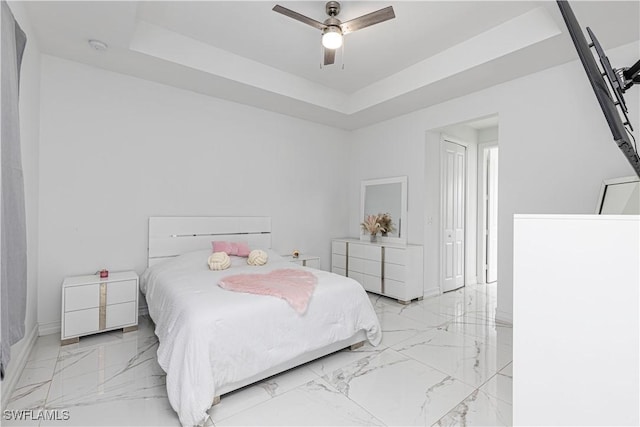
left=61, top=271, right=139, bottom=345
left=283, top=254, right=320, bottom=269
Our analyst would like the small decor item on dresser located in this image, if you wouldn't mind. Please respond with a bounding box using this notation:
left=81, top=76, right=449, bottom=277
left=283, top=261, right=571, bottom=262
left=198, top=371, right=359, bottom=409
left=292, top=250, right=300, bottom=258
left=361, top=214, right=381, bottom=241
left=98, top=269, right=109, bottom=278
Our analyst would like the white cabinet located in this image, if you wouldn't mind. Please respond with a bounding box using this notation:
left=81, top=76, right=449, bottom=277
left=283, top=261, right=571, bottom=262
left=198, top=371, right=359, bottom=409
left=283, top=254, right=320, bottom=269
left=61, top=271, right=139, bottom=345
left=513, top=215, right=639, bottom=426
left=331, top=239, right=423, bottom=303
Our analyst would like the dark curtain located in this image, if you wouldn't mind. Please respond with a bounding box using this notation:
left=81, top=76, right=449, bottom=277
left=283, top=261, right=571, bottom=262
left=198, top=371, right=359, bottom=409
left=1, top=0, right=27, bottom=380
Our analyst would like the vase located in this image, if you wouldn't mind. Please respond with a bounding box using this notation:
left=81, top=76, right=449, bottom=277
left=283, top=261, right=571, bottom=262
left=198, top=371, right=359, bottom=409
left=369, top=234, right=377, bottom=243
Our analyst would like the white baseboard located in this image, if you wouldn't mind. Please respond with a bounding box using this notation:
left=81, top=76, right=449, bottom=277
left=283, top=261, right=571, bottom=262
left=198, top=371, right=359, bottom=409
left=423, top=287, right=441, bottom=299
left=1, top=324, right=38, bottom=410
left=38, top=320, right=60, bottom=336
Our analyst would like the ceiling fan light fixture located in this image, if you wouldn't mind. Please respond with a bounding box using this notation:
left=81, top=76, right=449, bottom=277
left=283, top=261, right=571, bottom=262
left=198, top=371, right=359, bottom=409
left=322, top=26, right=343, bottom=49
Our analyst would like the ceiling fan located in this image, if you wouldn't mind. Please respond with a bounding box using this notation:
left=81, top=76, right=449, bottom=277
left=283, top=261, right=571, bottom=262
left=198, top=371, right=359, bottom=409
left=272, top=1, right=395, bottom=66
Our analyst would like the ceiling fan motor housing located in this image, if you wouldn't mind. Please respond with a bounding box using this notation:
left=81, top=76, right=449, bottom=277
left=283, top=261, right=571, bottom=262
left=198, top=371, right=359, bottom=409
left=326, top=1, right=340, bottom=17
left=323, top=16, right=341, bottom=28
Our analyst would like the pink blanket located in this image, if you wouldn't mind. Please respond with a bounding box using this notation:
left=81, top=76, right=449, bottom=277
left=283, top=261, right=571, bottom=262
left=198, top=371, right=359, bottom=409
left=218, top=269, right=317, bottom=314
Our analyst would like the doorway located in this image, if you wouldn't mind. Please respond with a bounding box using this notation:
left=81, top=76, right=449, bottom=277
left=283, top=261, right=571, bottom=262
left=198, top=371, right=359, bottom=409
left=441, top=139, right=466, bottom=293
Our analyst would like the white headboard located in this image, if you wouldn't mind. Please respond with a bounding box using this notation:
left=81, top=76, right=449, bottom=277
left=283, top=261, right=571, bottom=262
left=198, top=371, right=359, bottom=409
left=148, top=216, right=271, bottom=267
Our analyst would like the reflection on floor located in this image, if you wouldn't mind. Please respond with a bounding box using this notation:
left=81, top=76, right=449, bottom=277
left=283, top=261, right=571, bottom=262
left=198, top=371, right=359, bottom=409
left=5, top=282, right=511, bottom=426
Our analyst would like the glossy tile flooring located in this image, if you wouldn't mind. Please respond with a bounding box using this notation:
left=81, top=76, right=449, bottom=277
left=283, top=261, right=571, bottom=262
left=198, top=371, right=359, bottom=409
left=5, top=282, right=512, bottom=426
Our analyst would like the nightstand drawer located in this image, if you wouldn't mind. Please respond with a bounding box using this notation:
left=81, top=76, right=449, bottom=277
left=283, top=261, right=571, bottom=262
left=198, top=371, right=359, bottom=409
left=106, top=301, right=137, bottom=328
left=303, top=258, right=320, bottom=269
left=65, top=284, right=100, bottom=312
left=61, top=271, right=139, bottom=345
left=64, top=308, right=99, bottom=337
left=107, top=280, right=137, bottom=305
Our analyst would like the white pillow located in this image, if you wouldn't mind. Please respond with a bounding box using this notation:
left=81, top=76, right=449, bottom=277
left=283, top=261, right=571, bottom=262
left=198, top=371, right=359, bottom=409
left=247, top=249, right=268, bottom=266
left=208, top=252, right=231, bottom=270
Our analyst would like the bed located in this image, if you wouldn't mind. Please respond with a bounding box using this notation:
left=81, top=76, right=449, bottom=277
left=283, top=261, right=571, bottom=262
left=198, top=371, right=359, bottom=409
left=141, top=217, right=382, bottom=426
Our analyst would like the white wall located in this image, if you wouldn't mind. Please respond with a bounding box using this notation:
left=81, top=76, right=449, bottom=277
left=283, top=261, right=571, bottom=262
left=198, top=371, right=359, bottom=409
left=478, top=126, right=499, bottom=144
left=347, top=41, right=639, bottom=322
left=37, top=56, right=350, bottom=333
left=2, top=1, right=41, bottom=407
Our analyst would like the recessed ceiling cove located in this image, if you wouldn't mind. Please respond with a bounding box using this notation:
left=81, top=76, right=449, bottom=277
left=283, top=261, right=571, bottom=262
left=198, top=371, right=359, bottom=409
left=23, top=1, right=640, bottom=129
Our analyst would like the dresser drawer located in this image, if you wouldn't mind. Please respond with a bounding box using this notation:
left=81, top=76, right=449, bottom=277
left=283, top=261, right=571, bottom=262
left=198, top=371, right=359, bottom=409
left=332, top=267, right=346, bottom=276
left=332, top=241, right=347, bottom=255
left=65, top=284, right=100, bottom=312
left=332, top=254, right=346, bottom=270
left=384, top=262, right=405, bottom=282
left=106, top=301, right=137, bottom=329
left=64, top=308, right=99, bottom=338
left=349, top=257, right=381, bottom=277
left=384, top=247, right=406, bottom=266
left=348, top=271, right=381, bottom=293
left=349, top=243, right=381, bottom=262
left=384, top=278, right=405, bottom=299
left=107, top=280, right=137, bottom=305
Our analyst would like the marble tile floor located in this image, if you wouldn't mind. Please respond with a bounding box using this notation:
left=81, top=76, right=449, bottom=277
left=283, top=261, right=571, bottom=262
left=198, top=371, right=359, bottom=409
left=4, top=282, right=512, bottom=426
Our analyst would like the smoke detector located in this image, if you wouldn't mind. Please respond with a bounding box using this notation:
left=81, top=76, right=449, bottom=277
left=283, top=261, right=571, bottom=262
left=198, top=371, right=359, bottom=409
left=88, top=39, right=108, bottom=52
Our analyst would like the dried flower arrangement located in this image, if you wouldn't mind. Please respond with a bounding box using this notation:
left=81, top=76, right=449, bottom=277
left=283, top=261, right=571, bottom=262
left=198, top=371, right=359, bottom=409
left=361, top=214, right=381, bottom=236
left=378, top=213, right=396, bottom=236
left=361, top=213, right=396, bottom=240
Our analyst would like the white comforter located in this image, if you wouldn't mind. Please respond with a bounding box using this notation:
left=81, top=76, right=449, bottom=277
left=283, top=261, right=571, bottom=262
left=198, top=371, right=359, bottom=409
left=141, top=250, right=382, bottom=426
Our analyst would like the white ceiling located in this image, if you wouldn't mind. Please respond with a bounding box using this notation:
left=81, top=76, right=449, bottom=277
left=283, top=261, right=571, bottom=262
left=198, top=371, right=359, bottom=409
left=23, top=1, right=640, bottom=130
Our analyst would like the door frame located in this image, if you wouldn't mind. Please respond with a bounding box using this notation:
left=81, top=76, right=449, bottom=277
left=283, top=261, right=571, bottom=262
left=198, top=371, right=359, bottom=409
left=439, top=134, right=468, bottom=293
left=477, top=141, right=499, bottom=284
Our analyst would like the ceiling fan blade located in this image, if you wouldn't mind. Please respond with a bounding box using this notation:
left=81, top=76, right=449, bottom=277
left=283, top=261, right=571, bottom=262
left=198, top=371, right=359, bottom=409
left=340, top=6, right=395, bottom=35
left=272, top=5, right=327, bottom=31
left=324, top=47, right=336, bottom=66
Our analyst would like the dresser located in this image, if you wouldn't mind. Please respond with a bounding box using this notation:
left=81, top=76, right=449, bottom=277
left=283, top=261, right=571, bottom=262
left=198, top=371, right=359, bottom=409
left=61, top=271, right=139, bottom=345
left=331, top=238, right=423, bottom=303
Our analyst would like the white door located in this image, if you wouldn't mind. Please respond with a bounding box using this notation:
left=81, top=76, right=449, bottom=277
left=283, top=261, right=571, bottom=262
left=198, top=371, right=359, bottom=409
left=486, top=147, right=499, bottom=283
left=442, top=140, right=466, bottom=292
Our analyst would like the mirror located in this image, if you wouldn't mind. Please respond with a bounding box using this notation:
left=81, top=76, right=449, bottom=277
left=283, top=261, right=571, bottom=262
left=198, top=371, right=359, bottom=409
left=361, top=176, right=407, bottom=244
